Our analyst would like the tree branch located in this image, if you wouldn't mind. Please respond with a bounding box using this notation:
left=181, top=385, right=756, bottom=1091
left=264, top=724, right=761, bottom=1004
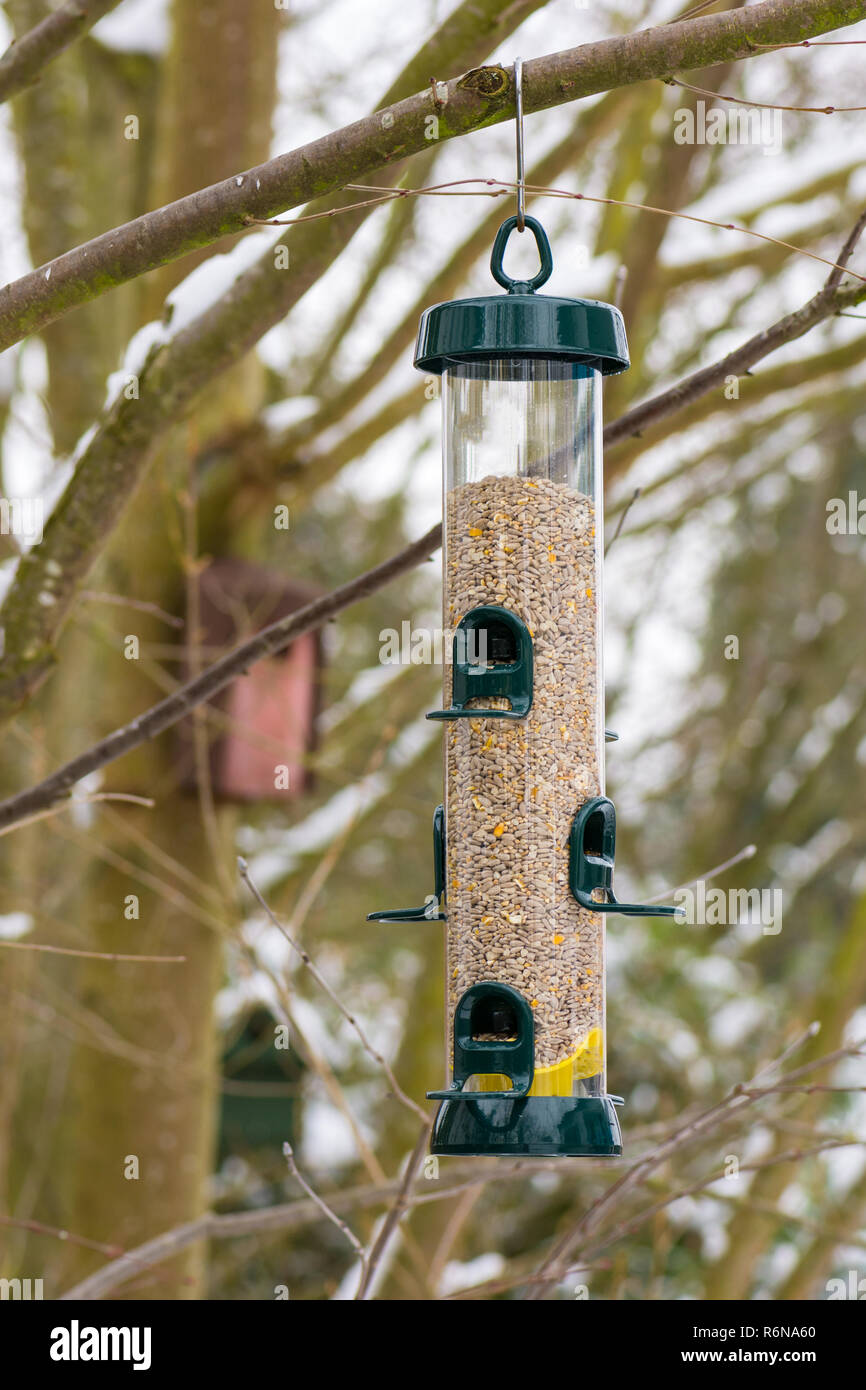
left=606, top=233, right=866, bottom=456
left=0, top=522, right=442, bottom=831
left=3, top=109, right=865, bottom=738
left=356, top=1125, right=430, bottom=1300
left=1, top=228, right=865, bottom=825
left=0, top=0, right=122, bottom=106
left=0, top=0, right=543, bottom=718
left=526, top=1039, right=865, bottom=1299
left=282, top=1141, right=368, bottom=1276
left=56, top=1159, right=545, bottom=1301
left=0, top=0, right=861, bottom=350
left=240, top=857, right=431, bottom=1127
left=264, top=89, right=631, bottom=463
left=57, top=1037, right=863, bottom=1300
left=2, top=207, right=864, bottom=816
left=606, top=327, right=866, bottom=476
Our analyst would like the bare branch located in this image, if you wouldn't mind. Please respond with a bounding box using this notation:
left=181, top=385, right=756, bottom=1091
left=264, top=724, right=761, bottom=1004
left=604, top=487, right=641, bottom=553
left=0, top=1212, right=122, bottom=1257
left=56, top=1036, right=866, bottom=1301
left=356, top=1125, right=430, bottom=1300
left=824, top=206, right=866, bottom=292
left=526, top=1037, right=866, bottom=1297
left=0, top=1, right=122, bottom=106
left=607, top=219, right=866, bottom=454
left=641, top=842, right=756, bottom=903
left=79, top=590, right=185, bottom=629
left=0, top=0, right=549, bottom=718
left=2, top=201, right=865, bottom=822
left=0, top=522, right=442, bottom=831
left=282, top=1142, right=368, bottom=1271
left=0, top=940, right=185, bottom=963
left=6, top=200, right=861, bottom=734
left=240, top=858, right=432, bottom=1127
left=58, top=1163, right=546, bottom=1300
left=0, top=0, right=860, bottom=350
left=0, top=789, right=155, bottom=839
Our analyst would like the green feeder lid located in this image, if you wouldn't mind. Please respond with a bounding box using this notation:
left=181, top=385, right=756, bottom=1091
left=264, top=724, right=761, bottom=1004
left=414, top=215, right=629, bottom=376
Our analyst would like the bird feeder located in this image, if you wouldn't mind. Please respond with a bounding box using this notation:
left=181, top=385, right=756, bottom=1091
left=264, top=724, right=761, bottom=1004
left=368, top=213, right=677, bottom=1157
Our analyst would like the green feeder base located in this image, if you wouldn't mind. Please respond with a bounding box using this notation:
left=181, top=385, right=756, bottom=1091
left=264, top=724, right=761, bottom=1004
left=431, top=1095, right=623, bottom=1157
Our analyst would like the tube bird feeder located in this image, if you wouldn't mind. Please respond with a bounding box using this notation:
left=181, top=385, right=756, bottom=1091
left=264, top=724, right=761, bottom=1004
left=369, top=214, right=676, bottom=1157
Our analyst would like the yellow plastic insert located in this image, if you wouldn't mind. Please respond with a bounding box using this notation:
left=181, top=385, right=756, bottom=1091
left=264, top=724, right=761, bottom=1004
left=472, top=1028, right=603, bottom=1097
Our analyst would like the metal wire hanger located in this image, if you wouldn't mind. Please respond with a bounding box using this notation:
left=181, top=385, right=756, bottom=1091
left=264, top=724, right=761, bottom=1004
left=514, top=55, right=526, bottom=233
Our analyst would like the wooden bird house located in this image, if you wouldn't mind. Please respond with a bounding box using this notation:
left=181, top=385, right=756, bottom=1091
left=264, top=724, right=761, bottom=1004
left=180, top=558, right=322, bottom=802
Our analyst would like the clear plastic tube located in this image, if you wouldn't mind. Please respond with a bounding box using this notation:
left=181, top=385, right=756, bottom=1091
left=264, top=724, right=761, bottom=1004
left=441, top=358, right=606, bottom=1097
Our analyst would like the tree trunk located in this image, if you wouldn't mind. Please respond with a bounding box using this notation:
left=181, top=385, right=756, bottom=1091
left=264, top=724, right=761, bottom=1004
left=0, top=0, right=279, bottom=1297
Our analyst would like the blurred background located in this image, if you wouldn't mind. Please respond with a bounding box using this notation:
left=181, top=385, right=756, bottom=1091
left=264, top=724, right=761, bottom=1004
left=0, top=0, right=865, bottom=1300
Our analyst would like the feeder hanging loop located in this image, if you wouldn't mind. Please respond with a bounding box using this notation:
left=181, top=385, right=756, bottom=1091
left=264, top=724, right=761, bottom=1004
left=490, top=214, right=552, bottom=295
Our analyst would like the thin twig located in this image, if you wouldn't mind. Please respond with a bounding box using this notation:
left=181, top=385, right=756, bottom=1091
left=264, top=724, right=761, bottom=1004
left=282, top=1142, right=368, bottom=1274
left=0, top=941, right=185, bottom=963
left=250, top=176, right=866, bottom=285
left=526, top=181, right=866, bottom=284
left=605, top=487, right=640, bottom=553
left=824, top=207, right=866, bottom=292
left=428, top=1185, right=485, bottom=1295
left=698, top=1187, right=866, bottom=1250
left=743, top=1083, right=866, bottom=1098
left=749, top=37, right=866, bottom=48
left=240, top=859, right=431, bottom=1126
left=606, top=208, right=866, bottom=448
left=96, top=801, right=226, bottom=910
left=253, top=962, right=387, bottom=1184
left=0, top=791, right=155, bottom=839
left=667, top=0, right=727, bottom=21
left=0, top=1212, right=123, bottom=1257
left=356, top=1124, right=430, bottom=1300
left=60, top=1035, right=865, bottom=1302
left=443, top=1261, right=603, bottom=1300
left=525, top=1035, right=865, bottom=1298
left=569, top=1139, right=864, bottom=1280
left=79, top=590, right=184, bottom=629
left=0, top=0, right=850, bottom=350
left=641, top=842, right=756, bottom=903
left=57, top=1160, right=591, bottom=1300
left=2, top=201, right=865, bottom=837
left=280, top=729, right=393, bottom=943
left=761, top=1037, right=865, bottom=1087
left=666, top=75, right=866, bottom=114
left=750, top=1021, right=821, bottom=1083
